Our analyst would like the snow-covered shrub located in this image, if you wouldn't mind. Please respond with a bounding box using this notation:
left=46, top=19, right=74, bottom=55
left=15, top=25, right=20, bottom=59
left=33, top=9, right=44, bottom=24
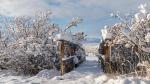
left=0, top=11, right=60, bottom=75
left=100, top=4, right=150, bottom=76
left=102, top=3, right=150, bottom=55
left=0, top=10, right=84, bottom=75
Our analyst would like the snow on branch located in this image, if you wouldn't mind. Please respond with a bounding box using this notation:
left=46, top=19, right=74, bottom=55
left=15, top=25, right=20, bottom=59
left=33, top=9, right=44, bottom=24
left=64, top=17, right=83, bottom=32
left=101, top=3, right=150, bottom=52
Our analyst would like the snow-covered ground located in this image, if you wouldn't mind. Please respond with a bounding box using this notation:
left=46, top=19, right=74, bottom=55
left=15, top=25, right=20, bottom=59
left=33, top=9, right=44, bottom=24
left=0, top=43, right=150, bottom=84
left=0, top=56, right=101, bottom=84
left=0, top=55, right=150, bottom=84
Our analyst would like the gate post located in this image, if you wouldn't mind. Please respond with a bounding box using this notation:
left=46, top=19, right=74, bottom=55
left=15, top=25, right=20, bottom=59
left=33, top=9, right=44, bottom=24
left=60, top=40, right=65, bottom=75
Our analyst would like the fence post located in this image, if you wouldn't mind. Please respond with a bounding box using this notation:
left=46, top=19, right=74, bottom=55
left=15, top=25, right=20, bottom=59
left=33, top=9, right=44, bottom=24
left=60, top=41, right=65, bottom=75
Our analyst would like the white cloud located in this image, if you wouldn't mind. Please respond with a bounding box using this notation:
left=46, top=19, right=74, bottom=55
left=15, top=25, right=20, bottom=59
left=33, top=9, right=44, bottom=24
left=0, top=0, right=149, bottom=20
left=0, top=0, right=50, bottom=16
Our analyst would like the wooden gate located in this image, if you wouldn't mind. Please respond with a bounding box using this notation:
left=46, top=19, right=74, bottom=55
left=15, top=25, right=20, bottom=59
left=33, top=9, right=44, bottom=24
left=59, top=40, right=85, bottom=75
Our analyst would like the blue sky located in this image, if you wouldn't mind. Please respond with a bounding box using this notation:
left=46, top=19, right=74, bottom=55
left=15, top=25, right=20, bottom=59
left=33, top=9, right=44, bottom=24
left=0, top=0, right=150, bottom=38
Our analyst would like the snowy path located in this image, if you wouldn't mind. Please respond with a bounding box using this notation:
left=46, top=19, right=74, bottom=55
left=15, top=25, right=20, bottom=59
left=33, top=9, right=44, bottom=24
left=45, top=56, right=103, bottom=84
left=62, top=56, right=101, bottom=79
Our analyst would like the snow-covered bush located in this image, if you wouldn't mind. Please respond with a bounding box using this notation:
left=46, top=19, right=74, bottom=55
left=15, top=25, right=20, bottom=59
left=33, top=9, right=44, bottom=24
left=101, top=3, right=150, bottom=54
left=0, top=10, right=84, bottom=75
left=100, top=4, right=150, bottom=75
left=108, top=4, right=150, bottom=52
left=0, top=11, right=60, bottom=74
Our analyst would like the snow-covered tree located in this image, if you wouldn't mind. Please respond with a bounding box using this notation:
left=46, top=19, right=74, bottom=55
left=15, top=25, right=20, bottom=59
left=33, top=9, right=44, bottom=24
left=103, top=3, right=150, bottom=52
left=0, top=11, right=61, bottom=74
left=100, top=3, right=150, bottom=75
left=64, top=17, right=83, bottom=32
left=0, top=10, right=84, bottom=75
